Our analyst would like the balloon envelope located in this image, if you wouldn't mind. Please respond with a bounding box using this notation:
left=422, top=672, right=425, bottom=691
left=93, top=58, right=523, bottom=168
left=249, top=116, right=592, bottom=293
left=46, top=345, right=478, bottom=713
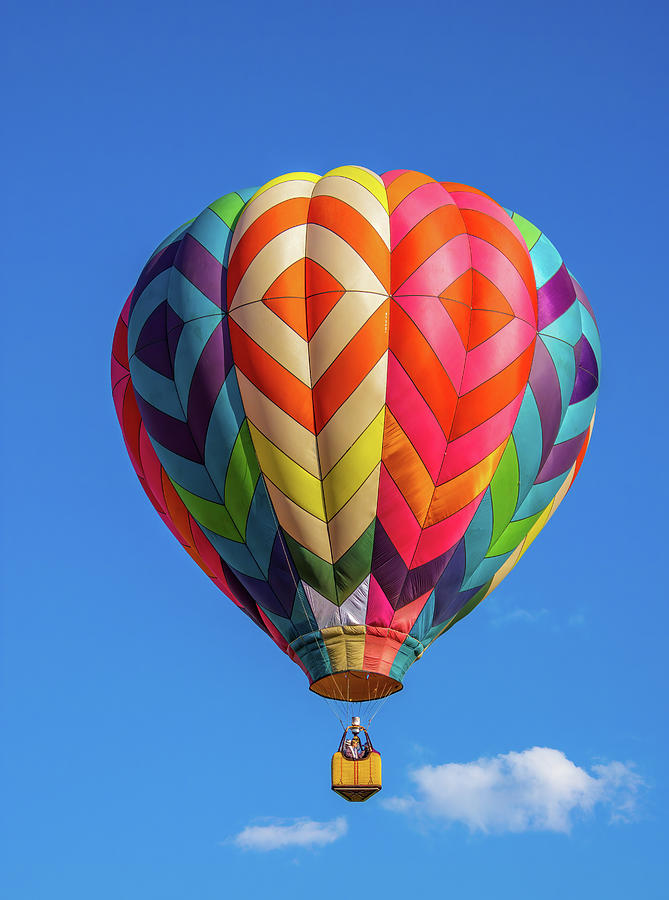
left=112, top=167, right=600, bottom=701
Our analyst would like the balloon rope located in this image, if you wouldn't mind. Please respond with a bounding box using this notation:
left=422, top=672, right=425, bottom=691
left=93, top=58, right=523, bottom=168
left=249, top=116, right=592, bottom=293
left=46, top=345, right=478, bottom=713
left=325, top=698, right=346, bottom=730
left=368, top=691, right=392, bottom=725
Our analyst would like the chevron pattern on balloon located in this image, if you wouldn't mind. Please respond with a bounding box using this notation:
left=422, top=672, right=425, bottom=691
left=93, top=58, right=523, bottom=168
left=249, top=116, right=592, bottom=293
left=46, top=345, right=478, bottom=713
left=125, top=190, right=316, bottom=628
left=406, top=215, right=601, bottom=654
left=372, top=173, right=538, bottom=621
left=111, top=293, right=280, bottom=639
left=113, top=167, right=600, bottom=700
left=228, top=166, right=391, bottom=614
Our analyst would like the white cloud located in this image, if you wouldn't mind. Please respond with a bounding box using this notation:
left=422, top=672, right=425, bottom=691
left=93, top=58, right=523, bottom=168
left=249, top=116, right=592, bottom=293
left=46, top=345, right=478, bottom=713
left=232, top=817, right=347, bottom=851
left=383, top=747, right=643, bottom=833
left=486, top=603, right=588, bottom=630
left=490, top=607, right=549, bottom=627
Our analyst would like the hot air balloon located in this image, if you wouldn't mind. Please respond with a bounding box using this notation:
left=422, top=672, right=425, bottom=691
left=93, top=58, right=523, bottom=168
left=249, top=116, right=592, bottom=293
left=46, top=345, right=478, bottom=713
left=111, top=167, right=600, bottom=801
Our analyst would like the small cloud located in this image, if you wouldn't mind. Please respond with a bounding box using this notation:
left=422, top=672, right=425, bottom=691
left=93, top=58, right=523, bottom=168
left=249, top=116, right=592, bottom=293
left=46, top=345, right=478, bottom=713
left=231, top=817, right=347, bottom=852
left=490, top=607, right=549, bottom=627
left=383, top=747, right=643, bottom=834
left=591, top=761, right=644, bottom=822
left=486, top=600, right=588, bottom=631
left=381, top=795, right=417, bottom=813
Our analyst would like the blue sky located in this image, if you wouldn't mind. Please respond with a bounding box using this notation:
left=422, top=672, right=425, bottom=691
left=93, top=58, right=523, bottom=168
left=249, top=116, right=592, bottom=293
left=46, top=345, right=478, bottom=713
left=3, top=0, right=667, bottom=897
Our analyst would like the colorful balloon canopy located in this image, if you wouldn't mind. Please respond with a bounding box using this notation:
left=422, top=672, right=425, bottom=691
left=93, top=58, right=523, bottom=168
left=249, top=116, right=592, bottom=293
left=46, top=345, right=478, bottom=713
left=111, top=167, right=600, bottom=702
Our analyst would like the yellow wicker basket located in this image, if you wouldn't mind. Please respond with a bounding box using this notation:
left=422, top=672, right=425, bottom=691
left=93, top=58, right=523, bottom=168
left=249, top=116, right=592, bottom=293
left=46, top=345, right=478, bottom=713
left=331, top=726, right=382, bottom=802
